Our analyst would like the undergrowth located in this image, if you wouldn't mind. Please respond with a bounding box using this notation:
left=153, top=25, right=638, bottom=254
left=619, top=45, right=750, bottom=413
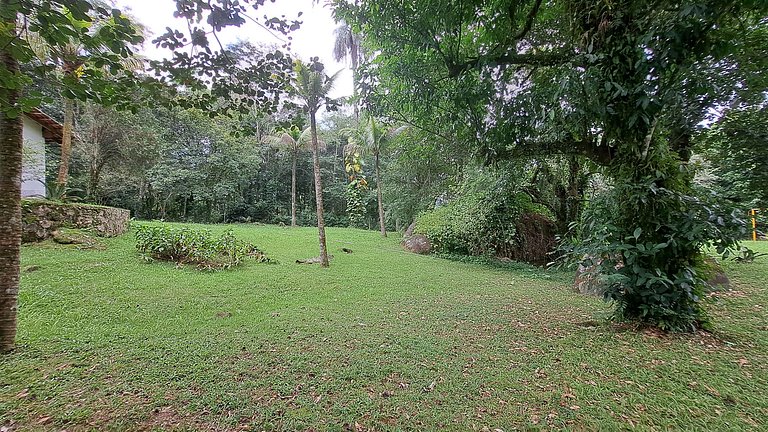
left=134, top=224, right=271, bottom=269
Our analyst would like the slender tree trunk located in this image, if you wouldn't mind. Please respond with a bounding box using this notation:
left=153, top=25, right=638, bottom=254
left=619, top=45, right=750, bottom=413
left=56, top=97, right=75, bottom=186
left=88, top=162, right=105, bottom=203
left=351, top=42, right=360, bottom=120
left=566, top=156, right=584, bottom=228
left=291, top=148, right=297, bottom=227
left=310, top=113, right=329, bottom=267
left=374, top=153, right=386, bottom=237
left=0, top=14, right=23, bottom=353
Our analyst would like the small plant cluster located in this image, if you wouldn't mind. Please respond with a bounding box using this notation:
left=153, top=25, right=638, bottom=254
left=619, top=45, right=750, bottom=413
left=135, top=225, right=271, bottom=270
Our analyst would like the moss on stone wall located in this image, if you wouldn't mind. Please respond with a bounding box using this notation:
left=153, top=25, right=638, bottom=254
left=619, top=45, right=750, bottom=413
left=21, top=199, right=130, bottom=243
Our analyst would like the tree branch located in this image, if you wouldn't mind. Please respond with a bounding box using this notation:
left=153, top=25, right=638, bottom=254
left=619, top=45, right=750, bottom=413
left=500, top=137, right=615, bottom=166
left=512, top=0, right=543, bottom=42
left=447, top=49, right=577, bottom=77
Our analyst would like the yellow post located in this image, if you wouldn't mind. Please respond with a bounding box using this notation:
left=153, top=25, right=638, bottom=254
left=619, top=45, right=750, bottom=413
left=752, top=209, right=758, bottom=241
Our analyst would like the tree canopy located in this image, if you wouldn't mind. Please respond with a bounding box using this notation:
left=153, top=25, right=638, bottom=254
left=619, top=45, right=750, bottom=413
left=335, top=0, right=768, bottom=330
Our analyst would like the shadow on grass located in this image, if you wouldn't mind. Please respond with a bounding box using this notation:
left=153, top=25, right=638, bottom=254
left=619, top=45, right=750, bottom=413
left=434, top=252, right=573, bottom=283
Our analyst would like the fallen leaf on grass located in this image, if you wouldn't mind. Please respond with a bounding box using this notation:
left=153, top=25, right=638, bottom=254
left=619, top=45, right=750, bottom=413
left=703, top=384, right=721, bottom=397
left=423, top=381, right=436, bottom=392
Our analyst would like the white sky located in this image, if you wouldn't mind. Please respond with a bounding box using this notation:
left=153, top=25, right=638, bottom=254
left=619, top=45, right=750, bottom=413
left=115, top=0, right=353, bottom=99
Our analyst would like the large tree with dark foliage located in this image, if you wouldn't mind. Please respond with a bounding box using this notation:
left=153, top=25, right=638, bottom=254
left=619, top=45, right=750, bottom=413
left=698, top=106, right=768, bottom=206
left=335, top=0, right=767, bottom=330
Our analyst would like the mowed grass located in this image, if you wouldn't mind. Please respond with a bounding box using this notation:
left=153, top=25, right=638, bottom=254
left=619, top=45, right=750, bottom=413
left=2, top=223, right=767, bottom=431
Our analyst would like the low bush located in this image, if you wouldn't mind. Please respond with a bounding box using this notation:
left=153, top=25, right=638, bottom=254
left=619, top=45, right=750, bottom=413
left=414, top=184, right=555, bottom=264
left=134, top=225, right=271, bottom=269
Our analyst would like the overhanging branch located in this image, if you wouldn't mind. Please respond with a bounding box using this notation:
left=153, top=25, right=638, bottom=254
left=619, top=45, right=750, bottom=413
left=447, top=50, right=577, bottom=77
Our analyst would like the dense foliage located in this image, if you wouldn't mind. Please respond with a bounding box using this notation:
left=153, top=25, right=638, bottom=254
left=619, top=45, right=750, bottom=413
left=697, top=106, right=768, bottom=207
left=336, top=0, right=768, bottom=329
left=568, top=168, right=749, bottom=330
left=415, top=170, right=553, bottom=260
left=135, top=224, right=270, bottom=269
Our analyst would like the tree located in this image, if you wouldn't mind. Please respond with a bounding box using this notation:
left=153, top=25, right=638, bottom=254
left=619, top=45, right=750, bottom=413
left=263, top=125, right=326, bottom=227
left=75, top=103, right=136, bottom=201
left=336, top=0, right=768, bottom=330
left=345, top=116, right=406, bottom=236
left=0, top=1, right=24, bottom=353
left=292, top=59, right=341, bottom=267
left=1, top=0, right=143, bottom=353
left=332, top=22, right=363, bottom=119
left=698, top=106, right=768, bottom=206
left=1, top=0, right=305, bottom=353
left=25, top=3, right=145, bottom=188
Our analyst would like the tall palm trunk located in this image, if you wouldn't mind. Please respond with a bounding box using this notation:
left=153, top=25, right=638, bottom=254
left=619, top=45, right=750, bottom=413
left=351, top=44, right=360, bottom=120
left=0, top=7, right=23, bottom=353
left=374, top=152, right=386, bottom=237
left=56, top=96, right=75, bottom=186
left=309, top=113, right=329, bottom=267
left=291, top=148, right=297, bottom=227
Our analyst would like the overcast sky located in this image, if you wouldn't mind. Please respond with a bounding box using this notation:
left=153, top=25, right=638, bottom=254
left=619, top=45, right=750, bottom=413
left=115, top=0, right=353, bottom=99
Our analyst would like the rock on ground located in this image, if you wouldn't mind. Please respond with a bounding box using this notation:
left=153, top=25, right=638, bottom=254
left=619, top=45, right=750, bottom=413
left=401, top=234, right=431, bottom=255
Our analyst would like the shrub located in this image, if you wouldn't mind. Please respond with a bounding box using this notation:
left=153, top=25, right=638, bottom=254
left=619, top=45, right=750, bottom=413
left=135, top=225, right=271, bottom=270
left=415, top=188, right=555, bottom=264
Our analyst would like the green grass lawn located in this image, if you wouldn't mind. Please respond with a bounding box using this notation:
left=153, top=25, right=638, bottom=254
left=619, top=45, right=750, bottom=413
left=2, top=224, right=767, bottom=431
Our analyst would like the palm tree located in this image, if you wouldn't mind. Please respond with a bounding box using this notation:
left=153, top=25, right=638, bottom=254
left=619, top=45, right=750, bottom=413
left=26, top=5, right=144, bottom=188
left=292, top=60, right=341, bottom=267
left=345, top=116, right=406, bottom=237
left=333, top=22, right=363, bottom=119
left=263, top=125, right=325, bottom=227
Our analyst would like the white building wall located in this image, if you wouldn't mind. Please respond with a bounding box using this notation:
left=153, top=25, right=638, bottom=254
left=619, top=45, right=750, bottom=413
left=21, top=115, right=47, bottom=198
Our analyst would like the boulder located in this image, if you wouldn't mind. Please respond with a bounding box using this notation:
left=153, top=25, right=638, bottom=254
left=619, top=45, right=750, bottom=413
left=574, top=255, right=730, bottom=295
left=574, top=262, right=605, bottom=296
left=402, top=234, right=431, bottom=255
left=573, top=255, right=624, bottom=296
left=52, top=229, right=105, bottom=250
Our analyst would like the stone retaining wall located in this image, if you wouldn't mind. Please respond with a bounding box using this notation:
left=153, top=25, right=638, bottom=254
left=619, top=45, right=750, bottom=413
left=22, top=199, right=130, bottom=243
